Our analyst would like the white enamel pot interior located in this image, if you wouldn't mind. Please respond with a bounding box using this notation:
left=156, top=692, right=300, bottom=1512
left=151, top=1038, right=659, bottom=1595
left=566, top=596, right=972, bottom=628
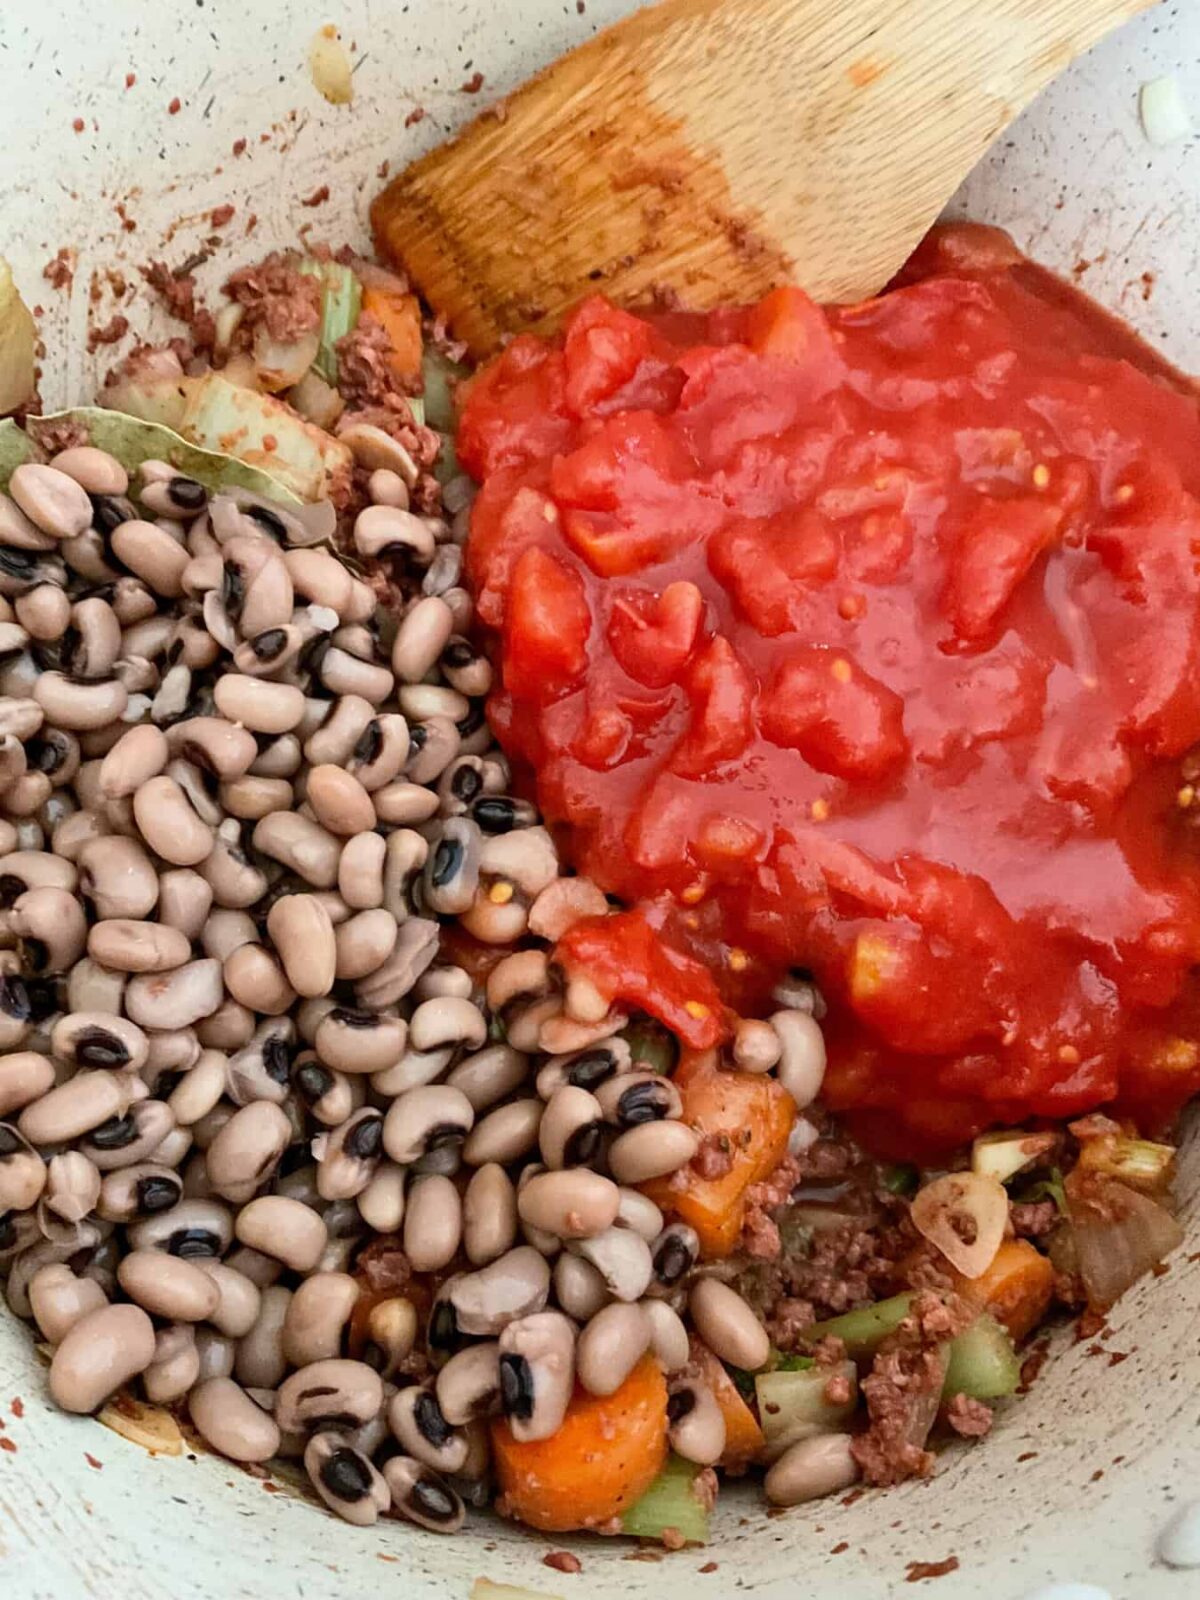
left=1, top=1, right=1199, bottom=1596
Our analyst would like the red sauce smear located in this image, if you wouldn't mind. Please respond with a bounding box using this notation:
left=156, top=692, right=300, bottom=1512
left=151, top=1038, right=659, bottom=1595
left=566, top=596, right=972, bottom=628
left=460, top=223, right=1200, bottom=1153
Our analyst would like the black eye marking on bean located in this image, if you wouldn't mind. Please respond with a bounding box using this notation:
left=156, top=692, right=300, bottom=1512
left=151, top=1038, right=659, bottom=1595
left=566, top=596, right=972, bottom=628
left=411, top=1478, right=458, bottom=1522
left=0, top=1211, right=15, bottom=1249
left=262, top=1035, right=292, bottom=1085
left=565, top=1050, right=616, bottom=1091
left=321, top=1448, right=373, bottom=1501
left=666, top=1387, right=697, bottom=1424
left=470, top=797, right=518, bottom=834
left=425, top=1121, right=466, bottom=1152
left=250, top=628, right=288, bottom=662
left=427, top=1300, right=459, bottom=1353
left=498, top=1353, right=535, bottom=1421
left=456, top=704, right=485, bottom=740
left=654, top=1235, right=693, bottom=1284
left=450, top=764, right=482, bottom=802
left=0, top=874, right=25, bottom=908
left=0, top=548, right=37, bottom=580
left=168, top=477, right=207, bottom=512
left=408, top=724, right=428, bottom=754
left=167, top=1227, right=222, bottom=1259
left=90, top=495, right=138, bottom=535
left=0, top=976, right=31, bottom=1020
left=329, top=1007, right=379, bottom=1030
left=89, top=1113, right=138, bottom=1150
left=430, top=837, right=463, bottom=888
left=25, top=733, right=66, bottom=775
left=346, top=1116, right=383, bottom=1160
left=23, top=979, right=61, bottom=1022
left=221, top=563, right=245, bottom=621
left=137, top=1176, right=181, bottom=1214
left=294, top=1061, right=333, bottom=1101
left=353, top=720, right=383, bottom=766
left=414, top=1389, right=454, bottom=1446
left=0, top=1127, right=23, bottom=1158
left=617, top=1083, right=668, bottom=1126
left=245, top=505, right=288, bottom=540
left=564, top=1122, right=604, bottom=1165
left=442, top=640, right=474, bottom=669
left=73, top=1026, right=132, bottom=1069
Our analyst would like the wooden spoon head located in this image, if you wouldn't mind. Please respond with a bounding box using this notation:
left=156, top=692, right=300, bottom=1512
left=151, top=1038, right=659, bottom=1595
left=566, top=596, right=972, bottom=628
left=373, top=0, right=1158, bottom=357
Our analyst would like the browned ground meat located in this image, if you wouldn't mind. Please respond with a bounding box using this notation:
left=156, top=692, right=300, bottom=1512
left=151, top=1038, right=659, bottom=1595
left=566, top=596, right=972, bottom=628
left=693, top=1134, right=737, bottom=1182
left=766, top=1296, right=816, bottom=1347
left=225, top=251, right=321, bottom=342
left=140, top=260, right=217, bottom=351
left=945, top=1393, right=994, bottom=1437
left=86, top=315, right=130, bottom=352
left=1010, top=1199, right=1059, bottom=1239
left=335, top=315, right=404, bottom=408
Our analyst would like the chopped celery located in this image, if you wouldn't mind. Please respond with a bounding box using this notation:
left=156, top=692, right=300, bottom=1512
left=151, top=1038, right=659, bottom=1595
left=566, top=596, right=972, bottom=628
left=804, top=1292, right=913, bottom=1359
left=755, top=1361, right=857, bottom=1461
left=407, top=394, right=426, bottom=428
left=972, top=1129, right=1057, bottom=1185
left=941, top=1313, right=1020, bottom=1401
left=881, top=1162, right=919, bottom=1197
left=300, top=260, right=363, bottom=386
left=773, top=1353, right=815, bottom=1372
left=421, top=346, right=469, bottom=432
left=620, top=1453, right=709, bottom=1545
left=619, top=1019, right=679, bottom=1076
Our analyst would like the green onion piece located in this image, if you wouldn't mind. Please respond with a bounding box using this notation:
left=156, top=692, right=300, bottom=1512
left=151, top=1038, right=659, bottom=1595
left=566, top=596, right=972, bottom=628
left=941, top=1313, right=1020, bottom=1401
left=972, top=1129, right=1058, bottom=1185
left=803, top=1292, right=914, bottom=1360
left=881, top=1162, right=919, bottom=1197
left=620, top=1453, right=710, bottom=1545
left=407, top=394, right=426, bottom=428
left=1079, top=1135, right=1175, bottom=1192
left=772, top=1352, right=816, bottom=1372
left=619, top=1019, right=679, bottom=1076
left=299, top=260, right=363, bottom=385
left=1014, top=1166, right=1067, bottom=1214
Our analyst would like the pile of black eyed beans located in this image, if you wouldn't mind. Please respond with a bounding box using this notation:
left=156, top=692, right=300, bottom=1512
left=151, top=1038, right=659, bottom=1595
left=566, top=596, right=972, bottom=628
left=0, top=442, right=830, bottom=1533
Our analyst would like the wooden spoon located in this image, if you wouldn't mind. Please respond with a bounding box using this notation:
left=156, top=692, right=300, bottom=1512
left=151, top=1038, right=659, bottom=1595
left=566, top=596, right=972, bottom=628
left=372, top=0, right=1154, bottom=358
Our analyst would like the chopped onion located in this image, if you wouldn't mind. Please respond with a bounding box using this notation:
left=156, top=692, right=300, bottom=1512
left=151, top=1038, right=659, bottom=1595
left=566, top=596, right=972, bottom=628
left=910, top=1171, right=1008, bottom=1279
left=252, top=325, right=321, bottom=394
left=212, top=300, right=245, bottom=362
left=1140, top=76, right=1192, bottom=147
left=308, top=25, right=354, bottom=106
left=1076, top=1133, right=1175, bottom=1194
left=1067, top=1177, right=1183, bottom=1309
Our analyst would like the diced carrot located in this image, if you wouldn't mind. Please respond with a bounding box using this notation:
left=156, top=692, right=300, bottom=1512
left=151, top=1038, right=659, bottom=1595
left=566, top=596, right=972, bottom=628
left=361, top=285, right=423, bottom=385
left=643, top=1050, right=795, bottom=1257
left=955, top=1238, right=1054, bottom=1344
left=491, top=1355, right=667, bottom=1532
left=688, top=1337, right=765, bottom=1472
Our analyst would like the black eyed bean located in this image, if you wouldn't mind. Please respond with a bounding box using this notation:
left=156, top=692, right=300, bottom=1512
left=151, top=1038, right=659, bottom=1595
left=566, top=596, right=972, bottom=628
left=10, top=464, right=93, bottom=540
left=50, top=446, right=129, bottom=497
left=96, top=1162, right=183, bottom=1223
left=48, top=1301, right=156, bottom=1412
left=224, top=1019, right=294, bottom=1107
left=371, top=779, right=440, bottom=827
left=356, top=1160, right=407, bottom=1233
left=596, top=1069, right=683, bottom=1128
left=764, top=1433, right=861, bottom=1507
left=156, top=868, right=214, bottom=939
left=333, top=908, right=397, bottom=982
left=538, top=1084, right=605, bottom=1170
left=305, top=1432, right=391, bottom=1526
left=391, top=596, right=455, bottom=684
left=388, top=1383, right=469, bottom=1473
left=125, top=958, right=224, bottom=1030
left=197, top=999, right=257, bottom=1052
left=189, top=1375, right=282, bottom=1464
left=143, top=1322, right=201, bottom=1403
left=462, top=1099, right=543, bottom=1169
left=251, top=811, right=341, bottom=889
left=615, top=1188, right=665, bottom=1243
left=0, top=1121, right=46, bottom=1210
left=0, top=494, right=57, bottom=552
left=314, top=1007, right=407, bottom=1076
left=87, top=918, right=191, bottom=973
left=12, top=884, right=87, bottom=972
left=80, top=1099, right=176, bottom=1171
left=445, top=1246, right=552, bottom=1337
left=165, top=1048, right=228, bottom=1127
left=304, top=763, right=375, bottom=838
left=265, top=893, right=337, bottom=998
left=234, top=1282, right=292, bottom=1389
left=516, top=1168, right=620, bottom=1241
left=201, top=826, right=269, bottom=910
left=28, top=1262, right=109, bottom=1344
left=571, top=1226, right=654, bottom=1303
left=235, top=1194, right=327, bottom=1271
left=353, top=502, right=434, bottom=563
left=383, top=1455, right=466, bottom=1534
left=314, top=1107, right=384, bottom=1202
left=169, top=715, right=259, bottom=781
left=213, top=674, right=306, bottom=734
left=577, top=1302, right=652, bottom=1397
left=667, top=1375, right=727, bottom=1466
left=771, top=1007, right=827, bottom=1109
left=219, top=774, right=293, bottom=820
left=282, top=1271, right=359, bottom=1368
left=275, top=1356, right=384, bottom=1433
left=33, top=673, right=128, bottom=732
left=733, top=1017, right=783, bottom=1073
left=0, top=1049, right=55, bottom=1116
left=18, top=1068, right=130, bottom=1146
left=42, top=1150, right=101, bottom=1223
left=128, top=1196, right=234, bottom=1258
left=552, top=1251, right=610, bottom=1323
left=195, top=1261, right=263, bottom=1338
left=434, top=1341, right=501, bottom=1428
left=131, top=774, right=214, bottom=866
left=607, top=1120, right=699, bottom=1185
left=382, top=1084, right=474, bottom=1166
left=117, top=1248, right=221, bottom=1321
left=194, top=1327, right=237, bottom=1382
left=497, top=1310, right=575, bottom=1443
left=420, top=817, right=481, bottom=918
left=205, top=1099, right=292, bottom=1204
left=688, top=1278, right=771, bottom=1371
left=336, top=829, right=386, bottom=910
left=403, top=1173, right=462, bottom=1273
left=110, top=519, right=190, bottom=597
left=97, top=723, right=169, bottom=800
left=446, top=1044, right=530, bottom=1113
left=318, top=647, right=394, bottom=704
left=78, top=834, right=159, bottom=918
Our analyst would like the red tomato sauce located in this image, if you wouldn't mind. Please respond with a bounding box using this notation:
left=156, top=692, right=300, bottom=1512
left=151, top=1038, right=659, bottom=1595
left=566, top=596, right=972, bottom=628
left=459, top=223, right=1200, bottom=1153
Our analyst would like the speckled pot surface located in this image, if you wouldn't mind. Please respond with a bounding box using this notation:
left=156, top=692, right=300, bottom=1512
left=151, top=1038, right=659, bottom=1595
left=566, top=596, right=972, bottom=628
left=1, top=2, right=1199, bottom=1595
